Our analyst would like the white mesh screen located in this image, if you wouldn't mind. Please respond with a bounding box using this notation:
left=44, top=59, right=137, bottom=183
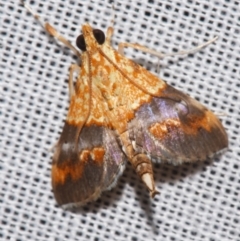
left=1, top=0, right=239, bottom=240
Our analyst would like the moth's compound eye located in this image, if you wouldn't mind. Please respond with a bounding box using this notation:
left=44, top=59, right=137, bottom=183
left=93, top=29, right=105, bottom=45
left=76, top=34, right=86, bottom=51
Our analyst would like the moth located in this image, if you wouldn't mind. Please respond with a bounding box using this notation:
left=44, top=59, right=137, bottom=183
left=22, top=1, right=228, bottom=208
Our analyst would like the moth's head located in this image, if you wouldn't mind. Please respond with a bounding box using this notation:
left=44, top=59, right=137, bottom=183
left=76, top=24, right=105, bottom=52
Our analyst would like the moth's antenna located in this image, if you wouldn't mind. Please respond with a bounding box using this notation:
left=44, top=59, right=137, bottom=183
left=20, top=0, right=45, bottom=28
left=118, top=36, right=219, bottom=59
left=20, top=0, right=81, bottom=58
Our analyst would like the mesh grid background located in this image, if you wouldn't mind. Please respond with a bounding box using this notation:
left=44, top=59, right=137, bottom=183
left=1, top=0, right=239, bottom=240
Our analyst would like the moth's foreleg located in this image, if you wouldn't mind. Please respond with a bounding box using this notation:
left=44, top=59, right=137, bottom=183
left=68, top=64, right=81, bottom=98
left=106, top=27, right=114, bottom=44
left=105, top=2, right=116, bottom=44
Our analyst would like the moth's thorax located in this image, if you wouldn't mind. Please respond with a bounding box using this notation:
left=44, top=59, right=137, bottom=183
left=69, top=37, right=171, bottom=133
left=73, top=44, right=157, bottom=133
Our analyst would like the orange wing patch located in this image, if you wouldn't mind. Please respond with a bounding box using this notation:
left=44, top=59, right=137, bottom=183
left=149, top=119, right=181, bottom=139
left=52, top=147, right=105, bottom=186
left=149, top=109, right=219, bottom=139
left=52, top=160, right=84, bottom=186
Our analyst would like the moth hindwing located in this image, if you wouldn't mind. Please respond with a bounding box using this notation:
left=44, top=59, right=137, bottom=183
left=22, top=1, right=228, bottom=208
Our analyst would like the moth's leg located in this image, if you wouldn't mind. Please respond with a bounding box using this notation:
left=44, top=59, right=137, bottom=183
left=106, top=27, right=114, bottom=43
left=106, top=3, right=116, bottom=43
left=120, top=132, right=159, bottom=197
left=118, top=36, right=218, bottom=58
left=68, top=64, right=81, bottom=98
left=214, top=112, right=227, bottom=117
left=20, top=0, right=80, bottom=58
